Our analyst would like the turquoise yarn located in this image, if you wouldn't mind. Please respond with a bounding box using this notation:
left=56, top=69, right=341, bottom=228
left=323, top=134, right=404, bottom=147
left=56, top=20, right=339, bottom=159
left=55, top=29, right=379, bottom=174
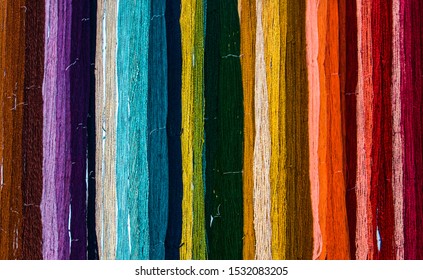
left=116, top=0, right=151, bottom=260
left=148, top=0, right=169, bottom=260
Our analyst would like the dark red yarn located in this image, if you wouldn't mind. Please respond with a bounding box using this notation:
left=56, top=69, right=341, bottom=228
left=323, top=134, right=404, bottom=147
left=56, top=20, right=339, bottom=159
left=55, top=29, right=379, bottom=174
left=371, top=0, right=395, bottom=260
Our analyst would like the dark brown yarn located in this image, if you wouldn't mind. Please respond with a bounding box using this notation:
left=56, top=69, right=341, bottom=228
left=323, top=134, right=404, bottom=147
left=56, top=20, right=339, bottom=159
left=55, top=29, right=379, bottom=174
left=285, top=0, right=313, bottom=260
left=21, top=0, right=45, bottom=260
left=340, top=0, right=359, bottom=259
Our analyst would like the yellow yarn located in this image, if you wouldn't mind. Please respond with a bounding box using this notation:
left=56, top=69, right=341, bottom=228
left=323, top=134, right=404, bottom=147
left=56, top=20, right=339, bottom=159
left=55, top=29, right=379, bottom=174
left=263, top=0, right=287, bottom=260
left=240, top=0, right=257, bottom=260
left=180, top=0, right=195, bottom=260
left=263, top=0, right=280, bottom=260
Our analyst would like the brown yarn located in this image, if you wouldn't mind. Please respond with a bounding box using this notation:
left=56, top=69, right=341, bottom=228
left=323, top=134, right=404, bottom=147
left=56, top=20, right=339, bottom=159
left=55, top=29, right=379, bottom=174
left=0, top=0, right=26, bottom=259
left=21, top=0, right=45, bottom=260
left=285, top=0, right=313, bottom=260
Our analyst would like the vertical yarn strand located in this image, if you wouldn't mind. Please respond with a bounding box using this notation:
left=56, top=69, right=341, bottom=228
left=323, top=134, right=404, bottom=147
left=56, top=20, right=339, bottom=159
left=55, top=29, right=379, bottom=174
left=95, top=0, right=118, bottom=260
left=239, top=0, right=256, bottom=260
left=148, top=0, right=169, bottom=260
left=22, top=0, right=45, bottom=260
left=253, top=0, right=272, bottom=260
left=205, top=0, right=244, bottom=260
left=306, top=0, right=322, bottom=260
left=285, top=0, right=313, bottom=260
left=391, top=0, right=404, bottom=260
left=164, top=0, right=183, bottom=260
left=180, top=0, right=196, bottom=259
left=116, top=0, right=151, bottom=259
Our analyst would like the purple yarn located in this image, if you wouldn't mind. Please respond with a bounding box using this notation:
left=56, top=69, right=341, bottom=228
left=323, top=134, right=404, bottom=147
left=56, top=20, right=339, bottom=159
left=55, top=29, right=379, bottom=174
left=55, top=0, right=72, bottom=260
left=41, top=0, right=73, bottom=260
left=41, top=0, right=59, bottom=260
left=41, top=0, right=91, bottom=260
left=69, top=0, right=90, bottom=259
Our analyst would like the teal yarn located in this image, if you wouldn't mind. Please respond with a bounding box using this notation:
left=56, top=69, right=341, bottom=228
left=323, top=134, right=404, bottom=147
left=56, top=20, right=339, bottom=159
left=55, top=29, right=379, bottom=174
left=116, top=0, right=151, bottom=260
left=148, top=0, right=169, bottom=260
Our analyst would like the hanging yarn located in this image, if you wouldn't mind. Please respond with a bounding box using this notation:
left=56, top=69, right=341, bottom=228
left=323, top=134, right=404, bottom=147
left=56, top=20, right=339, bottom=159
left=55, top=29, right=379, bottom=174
left=0, top=0, right=421, bottom=261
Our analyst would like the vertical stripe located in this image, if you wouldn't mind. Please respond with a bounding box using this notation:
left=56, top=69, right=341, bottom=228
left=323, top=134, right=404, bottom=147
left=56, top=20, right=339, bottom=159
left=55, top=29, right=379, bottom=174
left=324, top=0, right=350, bottom=259
left=95, top=0, right=118, bottom=260
left=306, top=0, right=322, bottom=260
left=94, top=0, right=105, bottom=260
left=22, top=0, right=45, bottom=260
left=116, top=0, right=150, bottom=259
left=191, top=0, right=206, bottom=260
left=342, top=0, right=359, bottom=260
left=277, top=0, right=288, bottom=260
left=403, top=0, right=423, bottom=260
left=391, top=0, right=404, bottom=260
left=371, top=0, right=394, bottom=260
left=148, top=0, right=169, bottom=260
left=317, top=0, right=329, bottom=260
left=87, top=0, right=99, bottom=260
left=263, top=0, right=288, bottom=261
left=285, top=0, right=313, bottom=260
left=205, top=0, right=244, bottom=260
left=55, top=0, right=72, bottom=260
left=69, top=0, right=91, bottom=259
left=263, top=0, right=281, bottom=259
left=0, top=0, right=26, bottom=259
left=165, top=0, right=183, bottom=260
left=41, top=0, right=73, bottom=260
left=417, top=0, right=423, bottom=260
left=239, top=0, right=256, bottom=261
left=0, top=0, right=5, bottom=259
left=356, top=0, right=367, bottom=259
left=356, top=0, right=375, bottom=259
left=412, top=0, right=423, bottom=260
left=180, top=0, right=194, bottom=259
left=253, top=0, right=271, bottom=260
left=41, top=0, right=59, bottom=260
left=401, top=0, right=415, bottom=259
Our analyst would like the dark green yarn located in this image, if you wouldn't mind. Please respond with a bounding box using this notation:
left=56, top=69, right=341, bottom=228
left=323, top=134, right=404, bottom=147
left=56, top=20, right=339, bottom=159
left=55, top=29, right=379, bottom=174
left=205, top=0, right=244, bottom=260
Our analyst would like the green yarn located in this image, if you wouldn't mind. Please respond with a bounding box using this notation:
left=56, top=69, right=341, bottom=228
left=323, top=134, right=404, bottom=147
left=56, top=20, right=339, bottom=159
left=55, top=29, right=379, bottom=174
left=192, top=0, right=207, bottom=260
left=205, top=0, right=244, bottom=260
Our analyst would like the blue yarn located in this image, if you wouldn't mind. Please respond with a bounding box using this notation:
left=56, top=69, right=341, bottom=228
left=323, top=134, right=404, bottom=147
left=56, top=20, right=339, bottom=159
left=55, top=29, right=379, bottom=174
left=148, top=0, right=169, bottom=260
left=116, top=0, right=150, bottom=260
left=164, top=0, right=183, bottom=260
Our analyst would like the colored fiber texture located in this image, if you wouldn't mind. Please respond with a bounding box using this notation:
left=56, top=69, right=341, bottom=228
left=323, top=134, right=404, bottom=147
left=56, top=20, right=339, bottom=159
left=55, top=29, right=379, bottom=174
left=164, top=0, right=183, bottom=261
left=285, top=0, right=313, bottom=259
left=205, top=0, right=244, bottom=260
left=69, top=0, right=91, bottom=260
left=22, top=0, right=45, bottom=260
left=95, top=0, right=118, bottom=260
left=180, top=0, right=206, bottom=260
left=239, top=0, right=256, bottom=260
left=116, top=0, right=150, bottom=260
left=316, top=0, right=350, bottom=260
left=0, top=0, right=25, bottom=259
left=148, top=0, right=168, bottom=260
left=0, top=0, right=422, bottom=260
left=253, top=0, right=271, bottom=260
